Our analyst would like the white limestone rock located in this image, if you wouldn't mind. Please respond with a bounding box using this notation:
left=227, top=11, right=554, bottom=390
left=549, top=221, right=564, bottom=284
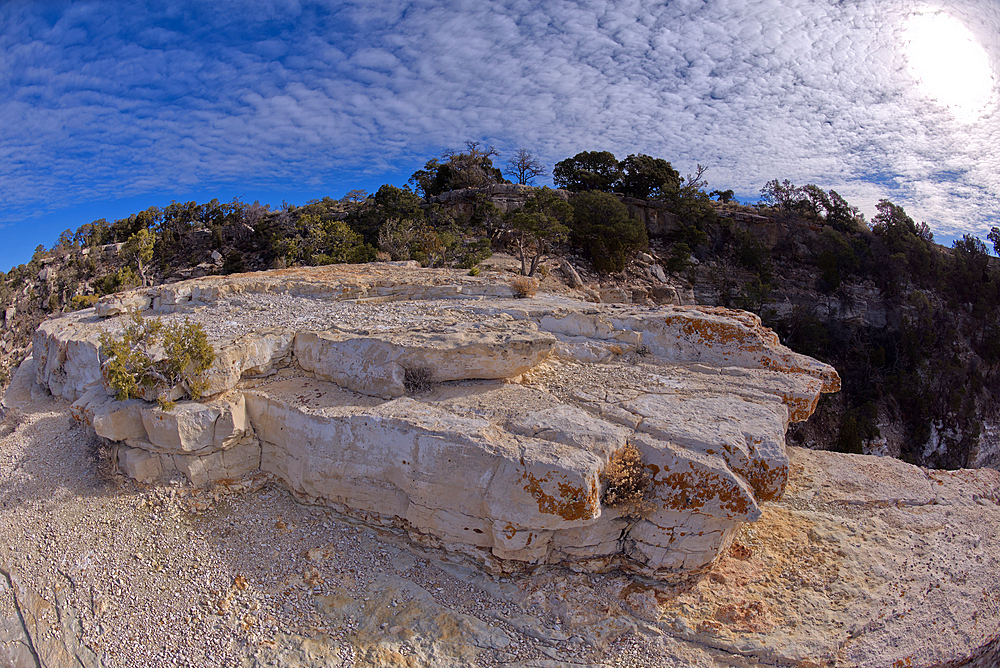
left=202, top=328, right=296, bottom=395
left=631, top=432, right=761, bottom=523
left=506, top=405, right=629, bottom=460
left=34, top=264, right=840, bottom=580
left=117, top=445, right=163, bottom=483
left=294, top=324, right=556, bottom=397
left=33, top=312, right=104, bottom=402
left=71, top=387, right=146, bottom=442
left=172, top=438, right=261, bottom=486
left=624, top=393, right=790, bottom=501
left=139, top=393, right=249, bottom=455
left=95, top=291, right=152, bottom=317
left=625, top=511, right=740, bottom=571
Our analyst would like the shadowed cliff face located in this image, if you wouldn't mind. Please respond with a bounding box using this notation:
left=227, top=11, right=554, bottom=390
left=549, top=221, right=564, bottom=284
left=26, top=264, right=837, bottom=580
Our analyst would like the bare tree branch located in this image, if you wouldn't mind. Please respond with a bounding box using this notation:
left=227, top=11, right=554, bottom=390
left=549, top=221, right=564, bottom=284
left=504, top=149, right=548, bottom=186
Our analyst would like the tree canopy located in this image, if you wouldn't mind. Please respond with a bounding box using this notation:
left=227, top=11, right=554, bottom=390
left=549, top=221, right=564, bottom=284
left=509, top=187, right=572, bottom=277
left=569, top=190, right=647, bottom=273
left=553, top=151, right=622, bottom=192
left=504, top=148, right=548, bottom=186
left=617, top=154, right=680, bottom=200
left=408, top=141, right=506, bottom=198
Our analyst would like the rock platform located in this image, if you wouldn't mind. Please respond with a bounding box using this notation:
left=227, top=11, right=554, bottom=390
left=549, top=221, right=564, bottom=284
left=31, top=264, right=838, bottom=578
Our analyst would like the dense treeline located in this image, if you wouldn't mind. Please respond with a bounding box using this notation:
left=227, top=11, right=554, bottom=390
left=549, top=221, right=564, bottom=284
left=708, top=180, right=1000, bottom=468
left=2, top=142, right=999, bottom=469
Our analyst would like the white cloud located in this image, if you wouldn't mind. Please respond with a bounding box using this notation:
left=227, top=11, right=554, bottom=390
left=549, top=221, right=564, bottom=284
left=1, top=0, right=999, bottom=253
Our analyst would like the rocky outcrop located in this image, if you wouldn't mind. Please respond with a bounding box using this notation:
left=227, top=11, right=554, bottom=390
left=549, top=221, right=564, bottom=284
left=427, top=183, right=541, bottom=215
left=3, top=369, right=997, bottom=668
left=639, top=446, right=1000, bottom=668
left=30, top=264, right=838, bottom=579
left=621, top=196, right=681, bottom=237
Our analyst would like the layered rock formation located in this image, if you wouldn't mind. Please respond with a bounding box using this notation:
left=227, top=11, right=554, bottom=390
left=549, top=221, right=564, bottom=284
left=31, top=264, right=838, bottom=578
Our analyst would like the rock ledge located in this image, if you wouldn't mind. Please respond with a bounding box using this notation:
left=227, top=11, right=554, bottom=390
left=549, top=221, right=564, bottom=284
left=31, top=264, right=838, bottom=578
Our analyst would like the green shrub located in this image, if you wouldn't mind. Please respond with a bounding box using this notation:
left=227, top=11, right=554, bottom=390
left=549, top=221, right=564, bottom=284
left=99, top=311, right=215, bottom=401
left=223, top=252, right=245, bottom=274
left=70, top=294, right=100, bottom=310
left=665, top=242, right=693, bottom=273
left=99, top=312, right=161, bottom=400
left=834, top=404, right=879, bottom=455
left=458, top=237, right=493, bottom=270
left=732, top=228, right=771, bottom=284
left=161, top=317, right=214, bottom=400
left=95, top=266, right=141, bottom=296
left=569, top=191, right=647, bottom=273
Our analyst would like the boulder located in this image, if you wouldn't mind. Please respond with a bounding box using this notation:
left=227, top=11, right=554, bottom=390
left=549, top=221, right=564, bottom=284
left=33, top=313, right=104, bottom=402
left=650, top=263, right=668, bottom=283
left=118, top=445, right=164, bottom=483
left=95, top=291, right=152, bottom=317
left=597, top=287, right=631, bottom=304
left=650, top=284, right=679, bottom=305
left=71, top=387, right=146, bottom=441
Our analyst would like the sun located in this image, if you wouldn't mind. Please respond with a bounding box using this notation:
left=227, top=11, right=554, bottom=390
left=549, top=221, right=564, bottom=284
left=905, top=12, right=995, bottom=121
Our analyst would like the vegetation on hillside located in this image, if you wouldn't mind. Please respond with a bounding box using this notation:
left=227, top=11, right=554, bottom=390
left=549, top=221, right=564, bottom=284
left=2, top=142, right=999, bottom=469
left=708, top=180, right=1000, bottom=468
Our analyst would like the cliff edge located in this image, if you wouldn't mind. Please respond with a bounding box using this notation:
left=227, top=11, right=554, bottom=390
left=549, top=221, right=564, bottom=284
left=30, top=263, right=836, bottom=579
left=0, top=264, right=996, bottom=667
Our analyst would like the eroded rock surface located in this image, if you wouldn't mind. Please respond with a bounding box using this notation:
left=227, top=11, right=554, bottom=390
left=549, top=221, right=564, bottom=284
left=2, top=380, right=997, bottom=668
left=32, top=264, right=838, bottom=578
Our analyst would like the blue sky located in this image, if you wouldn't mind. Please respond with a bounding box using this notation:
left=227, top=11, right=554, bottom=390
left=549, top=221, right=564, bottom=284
left=2, top=0, right=999, bottom=272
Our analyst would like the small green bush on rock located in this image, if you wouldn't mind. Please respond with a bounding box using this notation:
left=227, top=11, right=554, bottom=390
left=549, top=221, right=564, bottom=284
left=70, top=294, right=100, bottom=310
left=99, top=311, right=215, bottom=402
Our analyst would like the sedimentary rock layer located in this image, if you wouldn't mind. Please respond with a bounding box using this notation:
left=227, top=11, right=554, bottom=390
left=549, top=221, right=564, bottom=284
left=32, top=265, right=838, bottom=578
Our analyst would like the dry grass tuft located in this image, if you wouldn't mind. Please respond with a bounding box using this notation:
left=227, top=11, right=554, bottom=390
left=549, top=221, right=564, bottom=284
left=89, top=437, right=124, bottom=487
left=509, top=276, right=539, bottom=298
left=403, top=366, right=433, bottom=394
left=600, top=442, right=656, bottom=519
left=0, top=407, right=24, bottom=436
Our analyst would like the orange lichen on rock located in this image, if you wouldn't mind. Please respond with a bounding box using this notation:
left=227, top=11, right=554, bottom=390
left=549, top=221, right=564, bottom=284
left=641, top=445, right=759, bottom=521
left=739, top=457, right=786, bottom=503
left=780, top=390, right=822, bottom=423
left=663, top=314, right=768, bottom=353
left=518, top=469, right=600, bottom=522
left=654, top=468, right=755, bottom=517
left=658, top=308, right=841, bottom=396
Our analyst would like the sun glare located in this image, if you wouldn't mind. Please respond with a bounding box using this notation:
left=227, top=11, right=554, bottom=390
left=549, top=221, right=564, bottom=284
left=905, top=12, right=995, bottom=121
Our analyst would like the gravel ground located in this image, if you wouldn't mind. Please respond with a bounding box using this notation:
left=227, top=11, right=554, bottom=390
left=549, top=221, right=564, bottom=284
left=0, top=376, right=741, bottom=668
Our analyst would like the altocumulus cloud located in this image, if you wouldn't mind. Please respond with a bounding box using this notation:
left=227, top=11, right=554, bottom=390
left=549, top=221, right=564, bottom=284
left=1, top=0, right=999, bottom=249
